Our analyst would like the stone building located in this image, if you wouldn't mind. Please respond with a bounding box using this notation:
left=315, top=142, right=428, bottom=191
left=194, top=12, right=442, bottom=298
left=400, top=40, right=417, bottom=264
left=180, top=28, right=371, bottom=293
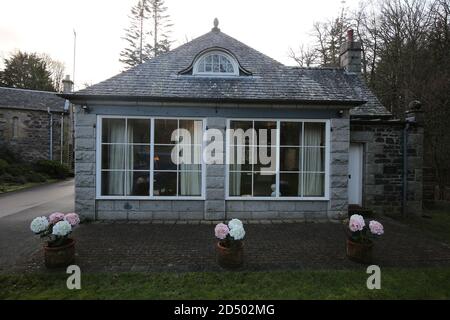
left=0, top=82, right=73, bottom=165
left=61, top=22, right=424, bottom=221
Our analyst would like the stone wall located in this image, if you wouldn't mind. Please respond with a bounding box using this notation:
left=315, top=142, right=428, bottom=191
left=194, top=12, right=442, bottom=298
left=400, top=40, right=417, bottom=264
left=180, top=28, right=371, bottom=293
left=350, top=120, right=423, bottom=216
left=0, top=108, right=68, bottom=163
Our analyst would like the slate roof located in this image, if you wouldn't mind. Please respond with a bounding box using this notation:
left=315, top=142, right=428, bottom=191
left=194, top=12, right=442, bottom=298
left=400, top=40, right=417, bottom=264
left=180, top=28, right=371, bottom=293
left=0, top=87, right=66, bottom=112
left=65, top=27, right=390, bottom=117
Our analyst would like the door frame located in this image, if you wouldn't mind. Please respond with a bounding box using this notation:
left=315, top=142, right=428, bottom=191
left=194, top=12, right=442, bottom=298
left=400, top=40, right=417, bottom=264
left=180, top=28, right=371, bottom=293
left=348, top=142, right=365, bottom=206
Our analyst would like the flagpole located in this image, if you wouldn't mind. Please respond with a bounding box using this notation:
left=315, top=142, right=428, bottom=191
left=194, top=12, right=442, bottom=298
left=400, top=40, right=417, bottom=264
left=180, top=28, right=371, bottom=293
left=73, top=29, right=76, bottom=91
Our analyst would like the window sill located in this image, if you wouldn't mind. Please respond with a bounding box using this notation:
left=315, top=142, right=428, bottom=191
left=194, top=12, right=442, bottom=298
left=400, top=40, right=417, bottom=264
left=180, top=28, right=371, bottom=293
left=225, top=197, right=329, bottom=201
left=96, top=196, right=206, bottom=201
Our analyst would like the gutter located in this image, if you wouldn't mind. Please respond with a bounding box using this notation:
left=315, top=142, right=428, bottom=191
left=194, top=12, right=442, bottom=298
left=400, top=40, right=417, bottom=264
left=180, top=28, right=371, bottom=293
left=56, top=93, right=366, bottom=107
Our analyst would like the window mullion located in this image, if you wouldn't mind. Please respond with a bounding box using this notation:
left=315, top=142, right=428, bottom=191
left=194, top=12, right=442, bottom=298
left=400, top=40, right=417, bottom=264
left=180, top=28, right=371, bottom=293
left=150, top=118, right=154, bottom=198
left=276, top=120, right=280, bottom=198
left=301, top=122, right=305, bottom=198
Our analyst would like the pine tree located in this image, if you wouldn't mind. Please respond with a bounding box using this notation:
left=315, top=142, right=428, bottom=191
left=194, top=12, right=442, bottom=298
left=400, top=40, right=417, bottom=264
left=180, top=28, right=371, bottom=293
left=149, top=0, right=173, bottom=57
left=120, top=0, right=173, bottom=68
left=119, top=0, right=153, bottom=68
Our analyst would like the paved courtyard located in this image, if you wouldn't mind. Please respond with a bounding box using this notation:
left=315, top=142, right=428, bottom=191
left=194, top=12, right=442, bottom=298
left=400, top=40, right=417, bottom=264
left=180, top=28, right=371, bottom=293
left=1, top=180, right=450, bottom=273
left=13, top=218, right=450, bottom=273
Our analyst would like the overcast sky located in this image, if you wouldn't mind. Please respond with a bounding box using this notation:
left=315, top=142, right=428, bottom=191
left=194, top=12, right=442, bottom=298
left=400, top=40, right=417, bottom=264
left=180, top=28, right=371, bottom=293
left=0, top=0, right=361, bottom=90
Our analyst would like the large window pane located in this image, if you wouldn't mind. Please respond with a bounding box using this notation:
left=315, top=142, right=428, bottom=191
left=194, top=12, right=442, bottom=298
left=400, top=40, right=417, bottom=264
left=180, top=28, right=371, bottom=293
left=304, top=123, right=325, bottom=146
left=153, top=172, right=177, bottom=196
left=280, top=173, right=301, bottom=197
left=229, top=172, right=252, bottom=196
left=179, top=120, right=202, bottom=144
left=179, top=171, right=202, bottom=196
left=255, top=121, right=276, bottom=146
left=280, top=147, right=301, bottom=172
left=229, top=145, right=253, bottom=171
left=304, top=147, right=325, bottom=172
left=126, top=171, right=150, bottom=196
left=127, top=119, right=150, bottom=143
left=101, top=171, right=125, bottom=196
left=229, top=121, right=254, bottom=145
left=154, top=119, right=177, bottom=144
left=154, top=145, right=177, bottom=171
left=102, top=119, right=125, bottom=143
left=253, top=172, right=276, bottom=197
left=130, top=145, right=150, bottom=170
left=303, top=173, right=325, bottom=196
left=280, top=122, right=302, bottom=146
left=254, top=146, right=276, bottom=172
left=178, top=145, right=201, bottom=170
left=102, top=144, right=125, bottom=170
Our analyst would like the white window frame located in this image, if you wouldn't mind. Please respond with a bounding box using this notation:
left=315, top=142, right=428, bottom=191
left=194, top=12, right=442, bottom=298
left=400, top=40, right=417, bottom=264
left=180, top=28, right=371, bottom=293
left=96, top=115, right=206, bottom=200
left=193, top=50, right=239, bottom=76
left=225, top=118, right=330, bottom=201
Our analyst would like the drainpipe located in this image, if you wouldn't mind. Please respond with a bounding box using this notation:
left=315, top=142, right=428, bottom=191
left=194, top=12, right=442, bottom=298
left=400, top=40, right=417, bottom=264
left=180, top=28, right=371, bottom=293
left=402, top=122, right=410, bottom=218
left=48, top=107, right=53, bottom=161
left=60, top=113, right=64, bottom=164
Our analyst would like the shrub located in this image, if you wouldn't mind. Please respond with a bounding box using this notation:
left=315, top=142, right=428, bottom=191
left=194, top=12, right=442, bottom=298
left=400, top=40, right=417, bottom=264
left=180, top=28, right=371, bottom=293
left=24, top=172, right=48, bottom=183
left=34, top=160, right=72, bottom=179
left=0, top=159, right=9, bottom=174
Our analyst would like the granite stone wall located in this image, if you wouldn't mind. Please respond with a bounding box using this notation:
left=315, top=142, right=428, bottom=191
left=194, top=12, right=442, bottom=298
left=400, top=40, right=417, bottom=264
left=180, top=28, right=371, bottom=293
left=0, top=108, right=68, bottom=163
left=350, top=120, right=423, bottom=216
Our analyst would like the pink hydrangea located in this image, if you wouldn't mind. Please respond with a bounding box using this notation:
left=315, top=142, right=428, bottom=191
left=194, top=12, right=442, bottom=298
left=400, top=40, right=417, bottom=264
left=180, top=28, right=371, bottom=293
left=214, top=223, right=230, bottom=240
left=349, top=214, right=365, bottom=232
left=49, top=212, right=65, bottom=224
left=369, top=220, right=384, bottom=235
left=64, top=213, right=80, bottom=227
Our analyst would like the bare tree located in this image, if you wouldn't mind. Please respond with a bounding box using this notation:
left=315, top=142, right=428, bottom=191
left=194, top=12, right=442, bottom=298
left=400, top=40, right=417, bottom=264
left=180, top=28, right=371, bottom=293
left=39, top=53, right=65, bottom=92
left=288, top=45, right=318, bottom=67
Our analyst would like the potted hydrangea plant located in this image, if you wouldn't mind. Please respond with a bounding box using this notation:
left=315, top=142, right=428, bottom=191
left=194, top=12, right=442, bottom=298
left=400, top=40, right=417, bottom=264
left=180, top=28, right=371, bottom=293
left=346, top=214, right=384, bottom=264
left=214, top=218, right=246, bottom=269
left=30, top=212, right=80, bottom=268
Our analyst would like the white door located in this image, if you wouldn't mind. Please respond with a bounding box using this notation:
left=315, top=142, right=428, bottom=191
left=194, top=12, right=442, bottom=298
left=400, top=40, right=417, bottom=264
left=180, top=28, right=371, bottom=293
left=348, top=143, right=363, bottom=205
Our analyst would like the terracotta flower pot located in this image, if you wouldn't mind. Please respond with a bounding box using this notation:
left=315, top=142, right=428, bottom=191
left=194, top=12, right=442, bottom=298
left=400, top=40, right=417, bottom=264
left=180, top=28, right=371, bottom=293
left=346, top=238, right=373, bottom=264
left=216, top=241, right=244, bottom=269
left=44, top=238, right=75, bottom=268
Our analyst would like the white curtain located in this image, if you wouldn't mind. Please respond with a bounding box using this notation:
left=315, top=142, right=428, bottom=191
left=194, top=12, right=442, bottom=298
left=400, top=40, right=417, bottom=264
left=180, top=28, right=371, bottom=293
left=303, top=123, right=324, bottom=196
left=180, top=120, right=202, bottom=196
left=230, top=145, right=241, bottom=196
left=125, top=121, right=134, bottom=195
left=107, top=120, right=125, bottom=195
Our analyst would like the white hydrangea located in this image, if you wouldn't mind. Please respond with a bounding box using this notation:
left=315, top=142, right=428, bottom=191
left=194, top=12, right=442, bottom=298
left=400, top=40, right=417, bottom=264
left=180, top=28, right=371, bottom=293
left=52, top=220, right=72, bottom=236
left=30, top=216, right=49, bottom=234
left=228, top=218, right=243, bottom=230
left=229, top=225, right=246, bottom=240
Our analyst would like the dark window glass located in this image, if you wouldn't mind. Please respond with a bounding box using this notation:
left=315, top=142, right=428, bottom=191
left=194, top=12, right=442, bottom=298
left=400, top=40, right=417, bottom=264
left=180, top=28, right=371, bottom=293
left=280, top=122, right=302, bottom=146
left=154, top=119, right=177, bottom=144
left=280, top=147, right=301, bottom=172
left=101, top=171, right=125, bottom=196
left=127, top=171, right=150, bottom=196
left=154, top=145, right=177, bottom=171
left=229, top=172, right=252, bottom=196
left=130, top=145, right=150, bottom=170
left=253, top=172, right=276, bottom=197
left=102, top=144, right=126, bottom=170
left=153, top=172, right=177, bottom=196
left=127, top=119, right=150, bottom=143
left=280, top=173, right=301, bottom=197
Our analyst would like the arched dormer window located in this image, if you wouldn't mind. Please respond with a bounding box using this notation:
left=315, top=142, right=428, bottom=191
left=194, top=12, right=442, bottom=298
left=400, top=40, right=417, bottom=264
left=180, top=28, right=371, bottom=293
left=193, top=51, right=239, bottom=76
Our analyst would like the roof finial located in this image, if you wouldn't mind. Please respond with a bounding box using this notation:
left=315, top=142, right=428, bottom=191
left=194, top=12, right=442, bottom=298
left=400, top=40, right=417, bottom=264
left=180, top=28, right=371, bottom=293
left=212, top=18, right=220, bottom=32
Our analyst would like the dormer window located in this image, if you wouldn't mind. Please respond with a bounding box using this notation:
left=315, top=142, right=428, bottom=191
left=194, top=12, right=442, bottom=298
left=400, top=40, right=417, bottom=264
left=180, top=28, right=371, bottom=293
left=193, top=51, right=239, bottom=76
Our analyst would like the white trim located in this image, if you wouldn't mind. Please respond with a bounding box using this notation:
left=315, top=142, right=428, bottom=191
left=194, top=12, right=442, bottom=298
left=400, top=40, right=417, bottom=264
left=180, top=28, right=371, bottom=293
left=96, top=115, right=206, bottom=200
left=224, top=118, right=330, bottom=201
left=193, top=50, right=239, bottom=76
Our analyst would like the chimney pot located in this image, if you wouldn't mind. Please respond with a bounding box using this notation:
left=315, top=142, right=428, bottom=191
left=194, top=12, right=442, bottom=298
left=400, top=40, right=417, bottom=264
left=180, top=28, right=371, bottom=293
left=62, top=75, right=74, bottom=93
left=347, top=29, right=354, bottom=42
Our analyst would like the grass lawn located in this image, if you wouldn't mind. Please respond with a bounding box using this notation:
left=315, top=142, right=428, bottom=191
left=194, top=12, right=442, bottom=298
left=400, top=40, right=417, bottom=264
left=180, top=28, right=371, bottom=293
left=0, top=179, right=58, bottom=194
left=1, top=268, right=450, bottom=299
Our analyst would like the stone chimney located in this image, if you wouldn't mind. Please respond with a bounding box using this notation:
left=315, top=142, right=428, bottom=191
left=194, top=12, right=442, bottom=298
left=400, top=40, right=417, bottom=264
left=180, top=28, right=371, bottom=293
left=339, top=29, right=362, bottom=73
left=62, top=75, right=74, bottom=93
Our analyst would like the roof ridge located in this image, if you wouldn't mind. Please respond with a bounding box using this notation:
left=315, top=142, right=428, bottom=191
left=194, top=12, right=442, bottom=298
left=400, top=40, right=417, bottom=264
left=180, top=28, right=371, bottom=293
left=0, top=86, right=59, bottom=94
